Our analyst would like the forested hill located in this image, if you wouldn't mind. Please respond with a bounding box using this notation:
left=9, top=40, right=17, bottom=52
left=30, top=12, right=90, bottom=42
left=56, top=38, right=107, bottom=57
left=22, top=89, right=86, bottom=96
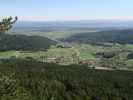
left=62, top=29, right=133, bottom=44
left=0, top=33, right=56, bottom=51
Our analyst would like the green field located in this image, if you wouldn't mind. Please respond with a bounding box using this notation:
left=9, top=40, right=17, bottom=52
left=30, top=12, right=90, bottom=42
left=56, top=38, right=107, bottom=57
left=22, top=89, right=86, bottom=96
left=0, top=44, right=97, bottom=61
left=0, top=43, right=133, bottom=69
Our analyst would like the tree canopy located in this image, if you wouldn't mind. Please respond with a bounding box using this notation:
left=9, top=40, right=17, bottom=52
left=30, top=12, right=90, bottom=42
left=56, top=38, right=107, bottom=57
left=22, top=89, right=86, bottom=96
left=0, top=16, right=18, bottom=33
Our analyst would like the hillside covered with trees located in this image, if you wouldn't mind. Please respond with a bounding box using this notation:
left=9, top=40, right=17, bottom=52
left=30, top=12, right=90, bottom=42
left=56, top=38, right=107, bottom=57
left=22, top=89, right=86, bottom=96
left=0, top=33, right=56, bottom=51
left=0, top=59, right=133, bottom=100
left=63, top=29, right=133, bottom=44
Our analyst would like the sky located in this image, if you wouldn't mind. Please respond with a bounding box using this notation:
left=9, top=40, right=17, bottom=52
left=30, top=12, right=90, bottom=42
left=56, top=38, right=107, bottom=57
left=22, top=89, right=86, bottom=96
left=0, top=0, right=133, bottom=21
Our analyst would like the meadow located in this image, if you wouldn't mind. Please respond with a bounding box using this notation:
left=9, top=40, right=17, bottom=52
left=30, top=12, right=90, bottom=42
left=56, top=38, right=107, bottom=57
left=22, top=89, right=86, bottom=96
left=0, top=43, right=133, bottom=69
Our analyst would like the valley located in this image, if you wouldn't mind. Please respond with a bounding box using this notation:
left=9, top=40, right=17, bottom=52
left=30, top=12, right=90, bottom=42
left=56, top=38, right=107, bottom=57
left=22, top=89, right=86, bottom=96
left=0, top=20, right=133, bottom=100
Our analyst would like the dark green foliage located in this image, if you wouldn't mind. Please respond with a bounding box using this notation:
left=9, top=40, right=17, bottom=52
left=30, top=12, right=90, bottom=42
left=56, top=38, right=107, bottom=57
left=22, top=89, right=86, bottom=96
left=127, top=52, right=133, bottom=59
left=96, top=51, right=116, bottom=58
left=0, top=33, right=56, bottom=51
left=0, top=59, right=133, bottom=100
left=63, top=29, right=133, bottom=44
left=0, top=16, right=17, bottom=33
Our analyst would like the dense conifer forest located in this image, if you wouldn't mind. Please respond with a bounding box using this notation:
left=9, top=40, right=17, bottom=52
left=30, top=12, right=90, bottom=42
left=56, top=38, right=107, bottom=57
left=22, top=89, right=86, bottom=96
left=0, top=59, right=133, bottom=100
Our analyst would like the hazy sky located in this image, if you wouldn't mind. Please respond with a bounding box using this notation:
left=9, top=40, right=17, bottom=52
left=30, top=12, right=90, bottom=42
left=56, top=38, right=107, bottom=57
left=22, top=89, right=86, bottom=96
left=0, top=0, right=133, bottom=21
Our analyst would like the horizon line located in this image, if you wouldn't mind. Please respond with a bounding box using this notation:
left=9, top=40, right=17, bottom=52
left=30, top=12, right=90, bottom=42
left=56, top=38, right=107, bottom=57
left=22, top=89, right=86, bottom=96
left=18, top=19, right=133, bottom=22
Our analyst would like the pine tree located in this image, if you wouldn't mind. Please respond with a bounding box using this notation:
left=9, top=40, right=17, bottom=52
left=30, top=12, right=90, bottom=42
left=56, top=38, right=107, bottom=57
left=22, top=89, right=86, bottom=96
left=0, top=16, right=18, bottom=33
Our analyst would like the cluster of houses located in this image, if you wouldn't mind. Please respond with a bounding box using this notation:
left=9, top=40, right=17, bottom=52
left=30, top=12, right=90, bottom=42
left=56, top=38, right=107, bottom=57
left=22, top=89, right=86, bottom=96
left=44, top=56, right=97, bottom=67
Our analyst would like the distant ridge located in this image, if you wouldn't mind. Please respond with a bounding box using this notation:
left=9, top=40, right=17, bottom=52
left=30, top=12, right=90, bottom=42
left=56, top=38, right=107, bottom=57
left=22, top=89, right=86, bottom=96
left=0, top=33, right=56, bottom=51
left=63, top=29, right=133, bottom=44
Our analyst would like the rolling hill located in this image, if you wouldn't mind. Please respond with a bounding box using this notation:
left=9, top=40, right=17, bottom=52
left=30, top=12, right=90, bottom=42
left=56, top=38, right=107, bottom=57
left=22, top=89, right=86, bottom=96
left=62, top=29, right=133, bottom=44
left=0, top=33, right=56, bottom=51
